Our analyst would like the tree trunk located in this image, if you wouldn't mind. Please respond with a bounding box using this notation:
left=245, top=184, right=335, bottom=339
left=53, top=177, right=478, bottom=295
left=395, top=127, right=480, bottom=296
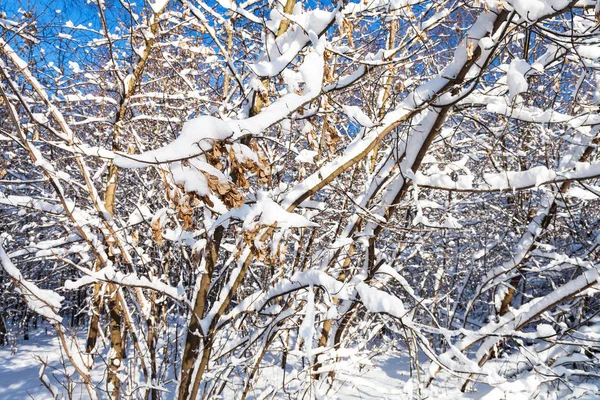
left=107, top=285, right=123, bottom=399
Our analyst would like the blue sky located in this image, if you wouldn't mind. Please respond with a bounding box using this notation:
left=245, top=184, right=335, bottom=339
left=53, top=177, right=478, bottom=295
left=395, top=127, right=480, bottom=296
left=1, top=0, right=98, bottom=28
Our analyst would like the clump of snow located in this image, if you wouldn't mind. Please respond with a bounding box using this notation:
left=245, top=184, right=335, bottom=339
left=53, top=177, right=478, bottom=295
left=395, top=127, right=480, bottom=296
left=295, top=149, right=318, bottom=164
left=479, top=36, right=495, bottom=50
left=507, top=58, right=530, bottom=101
left=251, top=9, right=333, bottom=78
left=342, top=105, right=375, bottom=127
left=149, top=0, right=169, bottom=13
left=282, top=68, right=302, bottom=93
left=536, top=323, right=556, bottom=338
left=577, top=45, right=600, bottom=60
left=298, top=287, right=316, bottom=361
left=356, top=283, right=406, bottom=317
left=170, top=162, right=210, bottom=197
left=68, top=61, right=81, bottom=73
left=509, top=0, right=571, bottom=21
left=443, top=214, right=463, bottom=229
left=298, top=51, right=324, bottom=94
left=242, top=192, right=318, bottom=231
left=229, top=143, right=260, bottom=165
left=114, top=116, right=234, bottom=168
left=211, top=191, right=318, bottom=232
left=510, top=0, right=546, bottom=21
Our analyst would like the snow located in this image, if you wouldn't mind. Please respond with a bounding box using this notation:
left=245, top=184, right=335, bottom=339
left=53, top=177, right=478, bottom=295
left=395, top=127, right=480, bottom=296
left=114, top=116, right=234, bottom=168
left=212, top=191, right=318, bottom=232
left=0, top=239, right=64, bottom=324
left=461, top=93, right=600, bottom=130
left=577, top=45, right=600, bottom=60
left=282, top=68, right=302, bottom=93
left=298, top=287, right=316, bottom=361
left=536, top=324, right=556, bottom=338
left=421, top=9, right=450, bottom=30
left=170, top=162, right=210, bottom=197
left=149, top=0, right=169, bottom=13
left=415, top=160, right=600, bottom=192
left=0, top=194, right=66, bottom=215
left=295, top=149, right=318, bottom=164
left=342, top=105, right=375, bottom=127
left=479, top=36, right=495, bottom=50
left=115, top=46, right=325, bottom=164
left=432, top=266, right=600, bottom=384
left=509, top=0, right=571, bottom=21
left=443, top=214, right=463, bottom=229
left=356, top=283, right=406, bottom=318
left=506, top=58, right=530, bottom=100
left=0, top=333, right=74, bottom=400
left=64, top=265, right=189, bottom=305
left=221, top=269, right=350, bottom=328
left=67, top=61, right=81, bottom=73
left=230, top=143, right=260, bottom=165
left=5, top=0, right=600, bottom=398
left=127, top=204, right=153, bottom=226
left=298, top=51, right=324, bottom=93
left=250, top=9, right=334, bottom=77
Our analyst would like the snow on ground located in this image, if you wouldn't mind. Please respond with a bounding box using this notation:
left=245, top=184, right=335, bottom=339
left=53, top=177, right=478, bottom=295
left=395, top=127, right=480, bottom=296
left=0, top=330, right=559, bottom=400
left=0, top=330, right=70, bottom=399
left=0, top=332, right=417, bottom=400
left=331, top=355, right=412, bottom=399
left=0, top=334, right=491, bottom=400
